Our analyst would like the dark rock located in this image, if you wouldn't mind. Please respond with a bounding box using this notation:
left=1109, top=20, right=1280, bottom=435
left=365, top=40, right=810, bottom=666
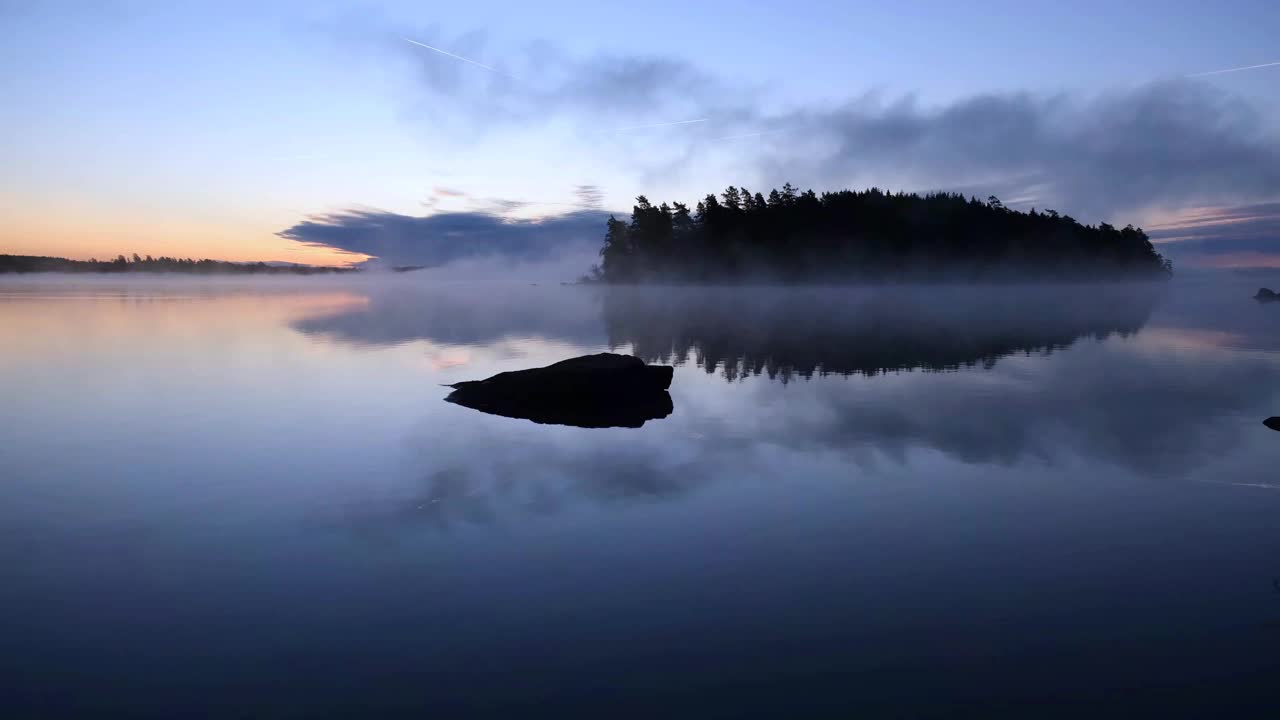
left=1254, top=288, right=1277, bottom=302
left=445, top=353, right=674, bottom=428
left=1264, top=417, right=1280, bottom=432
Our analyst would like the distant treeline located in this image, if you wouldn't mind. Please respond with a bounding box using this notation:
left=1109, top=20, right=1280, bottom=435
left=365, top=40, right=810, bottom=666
left=592, top=186, right=1172, bottom=282
left=0, top=254, right=355, bottom=275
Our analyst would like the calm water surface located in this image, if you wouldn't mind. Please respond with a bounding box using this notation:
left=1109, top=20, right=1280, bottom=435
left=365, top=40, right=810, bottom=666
left=3, top=275, right=1280, bottom=717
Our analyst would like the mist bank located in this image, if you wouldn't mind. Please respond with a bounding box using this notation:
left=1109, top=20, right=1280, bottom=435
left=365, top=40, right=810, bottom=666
left=592, top=186, right=1173, bottom=284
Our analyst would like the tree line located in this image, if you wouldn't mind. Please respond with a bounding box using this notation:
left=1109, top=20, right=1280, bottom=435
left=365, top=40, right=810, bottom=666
left=591, top=185, right=1172, bottom=282
left=0, top=254, right=355, bottom=275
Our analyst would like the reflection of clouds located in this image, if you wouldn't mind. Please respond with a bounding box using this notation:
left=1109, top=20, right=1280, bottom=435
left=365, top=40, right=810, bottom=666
left=1, top=284, right=370, bottom=363
left=323, top=335, right=1280, bottom=537
left=425, top=351, right=471, bottom=371
left=1133, top=327, right=1250, bottom=354
left=298, top=281, right=1280, bottom=536
left=291, top=284, right=605, bottom=349
left=319, top=438, right=728, bottom=534
left=751, top=335, right=1280, bottom=475
left=1144, top=275, right=1280, bottom=352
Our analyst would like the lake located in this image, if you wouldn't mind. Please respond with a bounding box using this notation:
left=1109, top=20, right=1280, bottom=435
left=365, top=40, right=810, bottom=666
left=3, top=275, right=1280, bottom=717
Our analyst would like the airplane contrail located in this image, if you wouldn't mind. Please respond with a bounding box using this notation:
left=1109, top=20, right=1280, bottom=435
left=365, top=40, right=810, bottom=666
left=613, top=118, right=708, bottom=132
left=403, top=37, right=520, bottom=80
left=1187, top=60, right=1280, bottom=77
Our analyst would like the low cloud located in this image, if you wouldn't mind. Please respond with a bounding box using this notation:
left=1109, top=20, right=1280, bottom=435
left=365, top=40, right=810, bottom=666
left=277, top=208, right=612, bottom=269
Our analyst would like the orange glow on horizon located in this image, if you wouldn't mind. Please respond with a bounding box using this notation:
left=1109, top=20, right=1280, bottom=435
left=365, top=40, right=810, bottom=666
left=1181, top=251, right=1280, bottom=269
left=0, top=197, right=371, bottom=267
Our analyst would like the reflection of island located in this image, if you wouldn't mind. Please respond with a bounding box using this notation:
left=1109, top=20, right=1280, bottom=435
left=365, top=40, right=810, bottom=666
left=292, top=283, right=1164, bottom=381
left=604, top=285, right=1161, bottom=381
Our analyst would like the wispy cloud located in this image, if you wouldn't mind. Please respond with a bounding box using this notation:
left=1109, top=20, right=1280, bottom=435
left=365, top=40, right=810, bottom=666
left=332, top=21, right=1280, bottom=253
left=573, top=184, right=604, bottom=209
left=1188, top=60, right=1280, bottom=78
left=1148, top=202, right=1280, bottom=266
left=707, top=129, right=789, bottom=142
left=612, top=118, right=708, bottom=132
left=383, top=28, right=1280, bottom=221
left=402, top=36, right=520, bottom=80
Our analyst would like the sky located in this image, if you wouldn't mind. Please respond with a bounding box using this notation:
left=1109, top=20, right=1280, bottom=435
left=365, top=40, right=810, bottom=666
left=1, top=0, right=1278, bottom=268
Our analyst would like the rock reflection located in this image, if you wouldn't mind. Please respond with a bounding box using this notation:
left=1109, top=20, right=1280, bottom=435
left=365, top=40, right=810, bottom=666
left=446, top=390, right=673, bottom=428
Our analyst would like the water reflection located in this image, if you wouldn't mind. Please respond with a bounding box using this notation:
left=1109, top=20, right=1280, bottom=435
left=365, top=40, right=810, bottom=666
left=292, top=283, right=603, bottom=348
left=294, top=283, right=1163, bottom=379
left=6, top=278, right=1280, bottom=716
left=319, top=442, right=719, bottom=535
left=285, top=280, right=1280, bottom=492
left=604, top=284, right=1161, bottom=380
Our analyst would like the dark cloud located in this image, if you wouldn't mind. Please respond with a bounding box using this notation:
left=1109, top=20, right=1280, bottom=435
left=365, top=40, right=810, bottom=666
left=573, top=184, right=604, bottom=209
left=276, top=208, right=612, bottom=268
left=472, top=198, right=532, bottom=214
left=763, top=82, right=1280, bottom=220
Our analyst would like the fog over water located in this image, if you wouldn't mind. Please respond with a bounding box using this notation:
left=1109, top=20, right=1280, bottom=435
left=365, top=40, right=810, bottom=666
left=3, top=273, right=1280, bottom=717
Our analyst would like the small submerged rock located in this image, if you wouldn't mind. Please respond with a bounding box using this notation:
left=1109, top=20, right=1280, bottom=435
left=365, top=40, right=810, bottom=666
left=1254, top=288, right=1277, bottom=302
left=445, top=353, right=674, bottom=428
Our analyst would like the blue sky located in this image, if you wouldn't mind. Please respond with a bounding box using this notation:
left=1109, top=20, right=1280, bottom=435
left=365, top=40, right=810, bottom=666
left=2, top=0, right=1278, bottom=265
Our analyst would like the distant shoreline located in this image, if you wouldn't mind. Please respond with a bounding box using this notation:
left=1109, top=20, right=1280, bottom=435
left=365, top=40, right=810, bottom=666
left=0, top=254, right=356, bottom=276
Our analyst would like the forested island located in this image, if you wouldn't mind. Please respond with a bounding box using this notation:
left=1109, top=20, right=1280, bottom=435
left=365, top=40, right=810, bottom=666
left=592, top=186, right=1172, bottom=282
left=0, top=254, right=355, bottom=275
